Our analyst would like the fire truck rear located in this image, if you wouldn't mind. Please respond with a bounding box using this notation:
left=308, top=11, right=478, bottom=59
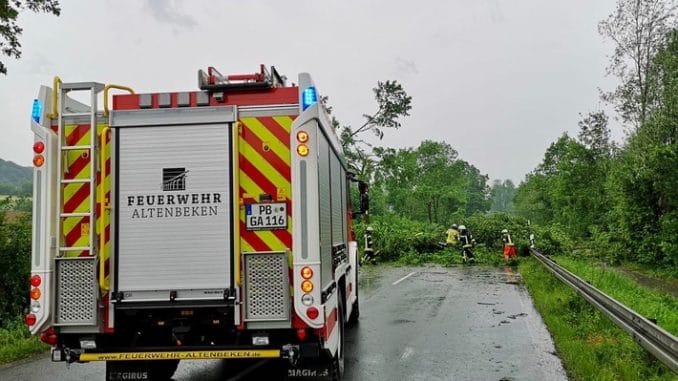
left=27, top=65, right=366, bottom=380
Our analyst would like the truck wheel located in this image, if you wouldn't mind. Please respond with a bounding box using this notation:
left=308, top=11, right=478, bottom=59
left=348, top=292, right=359, bottom=327
left=148, top=360, right=179, bottom=380
left=349, top=299, right=359, bottom=324
left=330, top=297, right=346, bottom=380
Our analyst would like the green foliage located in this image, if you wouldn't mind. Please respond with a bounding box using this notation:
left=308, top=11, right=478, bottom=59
left=516, top=130, right=612, bottom=239
left=598, top=0, right=676, bottom=128
left=0, top=195, right=32, bottom=212
left=356, top=213, right=533, bottom=265
left=395, top=246, right=507, bottom=267
left=489, top=179, right=516, bottom=213
left=520, top=257, right=676, bottom=380
left=371, top=140, right=490, bottom=225
left=532, top=224, right=575, bottom=256
left=354, top=214, right=444, bottom=262
left=0, top=318, right=46, bottom=363
left=337, top=80, right=412, bottom=178
left=604, top=30, right=678, bottom=267
left=0, top=0, right=61, bottom=74
left=515, top=29, right=678, bottom=271
left=0, top=209, right=31, bottom=327
left=460, top=213, right=523, bottom=258
left=0, top=180, right=31, bottom=196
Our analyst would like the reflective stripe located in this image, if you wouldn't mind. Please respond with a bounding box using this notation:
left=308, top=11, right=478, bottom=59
left=238, top=116, right=293, bottom=252
left=60, top=123, right=111, bottom=284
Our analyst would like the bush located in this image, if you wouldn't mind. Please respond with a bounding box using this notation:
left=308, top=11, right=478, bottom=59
left=463, top=212, right=531, bottom=252
left=0, top=317, right=46, bottom=363
left=0, top=210, right=31, bottom=328
left=354, top=213, right=576, bottom=263
left=533, top=224, right=574, bottom=256
left=354, top=214, right=445, bottom=261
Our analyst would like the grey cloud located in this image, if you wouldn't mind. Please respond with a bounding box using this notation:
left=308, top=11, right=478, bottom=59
left=144, top=0, right=197, bottom=29
left=395, top=57, right=419, bottom=77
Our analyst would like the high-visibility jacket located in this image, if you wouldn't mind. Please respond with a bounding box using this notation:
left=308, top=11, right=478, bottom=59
left=459, top=233, right=473, bottom=248
left=446, top=228, right=459, bottom=245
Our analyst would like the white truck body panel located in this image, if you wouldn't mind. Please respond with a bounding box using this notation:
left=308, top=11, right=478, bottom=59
left=116, top=123, right=232, bottom=301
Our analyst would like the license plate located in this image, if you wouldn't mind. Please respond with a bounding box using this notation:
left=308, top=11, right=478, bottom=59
left=245, top=202, right=287, bottom=230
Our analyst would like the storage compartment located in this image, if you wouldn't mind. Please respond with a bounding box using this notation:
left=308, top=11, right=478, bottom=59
left=115, top=122, right=233, bottom=302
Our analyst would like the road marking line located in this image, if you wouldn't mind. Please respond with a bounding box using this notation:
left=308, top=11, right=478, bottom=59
left=392, top=271, right=417, bottom=286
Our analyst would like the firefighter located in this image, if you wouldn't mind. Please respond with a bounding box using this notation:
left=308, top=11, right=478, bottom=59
left=446, top=224, right=459, bottom=247
left=502, top=229, right=517, bottom=260
left=458, top=225, right=474, bottom=262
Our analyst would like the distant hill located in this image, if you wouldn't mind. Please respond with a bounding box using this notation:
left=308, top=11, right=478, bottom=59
left=0, top=159, right=31, bottom=183
left=0, top=159, right=32, bottom=195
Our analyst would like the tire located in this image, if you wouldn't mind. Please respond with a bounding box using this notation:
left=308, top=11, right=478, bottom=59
left=348, top=298, right=360, bottom=326
left=330, top=296, right=346, bottom=380
left=348, top=267, right=360, bottom=327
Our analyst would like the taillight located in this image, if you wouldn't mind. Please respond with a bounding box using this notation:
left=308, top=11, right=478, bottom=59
left=40, top=327, right=58, bottom=346
left=301, top=280, right=313, bottom=293
left=296, top=131, right=309, bottom=143
left=33, top=141, right=45, bottom=154
left=30, top=288, right=41, bottom=300
left=296, top=328, right=308, bottom=341
left=30, top=274, right=42, bottom=287
left=297, top=144, right=309, bottom=157
left=306, top=306, right=319, bottom=320
left=33, top=155, right=44, bottom=167
left=25, top=313, right=36, bottom=326
left=300, top=266, right=313, bottom=279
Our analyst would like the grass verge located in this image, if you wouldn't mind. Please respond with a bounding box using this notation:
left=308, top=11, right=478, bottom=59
left=0, top=319, right=47, bottom=364
left=519, top=257, right=676, bottom=381
left=553, top=256, right=678, bottom=336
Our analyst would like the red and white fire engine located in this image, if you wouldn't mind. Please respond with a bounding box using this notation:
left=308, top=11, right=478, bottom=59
left=27, top=65, right=367, bottom=380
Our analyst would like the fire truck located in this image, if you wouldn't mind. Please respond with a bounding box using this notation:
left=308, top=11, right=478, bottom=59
left=27, top=65, right=366, bottom=380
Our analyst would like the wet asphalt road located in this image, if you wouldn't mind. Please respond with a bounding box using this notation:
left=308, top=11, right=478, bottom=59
left=0, top=265, right=568, bottom=381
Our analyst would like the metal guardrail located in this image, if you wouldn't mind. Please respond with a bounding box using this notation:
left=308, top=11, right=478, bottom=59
left=530, top=248, right=678, bottom=373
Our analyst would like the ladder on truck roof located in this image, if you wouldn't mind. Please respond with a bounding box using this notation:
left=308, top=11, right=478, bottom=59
left=198, top=64, right=287, bottom=91
left=52, top=82, right=103, bottom=327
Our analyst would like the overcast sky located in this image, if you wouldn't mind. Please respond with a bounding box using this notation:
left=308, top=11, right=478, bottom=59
left=0, top=0, right=621, bottom=183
